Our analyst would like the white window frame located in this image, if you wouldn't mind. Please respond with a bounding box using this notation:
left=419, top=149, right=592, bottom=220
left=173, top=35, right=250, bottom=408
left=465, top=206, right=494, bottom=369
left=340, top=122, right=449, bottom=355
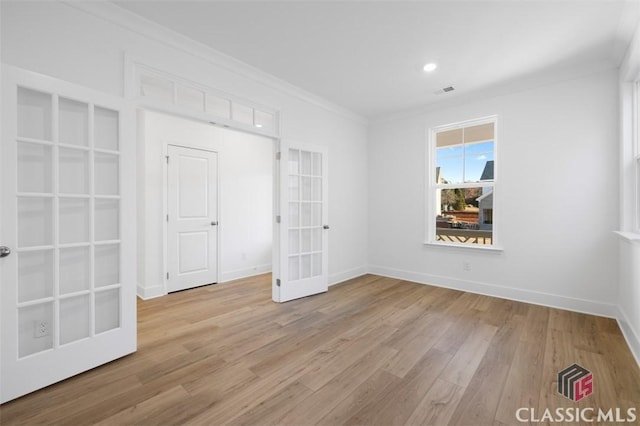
left=425, top=115, right=502, bottom=251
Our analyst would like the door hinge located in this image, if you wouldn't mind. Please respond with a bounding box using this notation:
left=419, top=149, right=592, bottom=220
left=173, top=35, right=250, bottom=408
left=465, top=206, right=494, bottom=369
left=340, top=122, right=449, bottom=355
left=166, top=272, right=169, bottom=280
left=276, top=152, right=281, bottom=161
left=166, top=214, right=169, bottom=222
left=166, top=155, right=169, bottom=164
left=276, top=278, right=281, bottom=287
left=276, top=215, right=281, bottom=224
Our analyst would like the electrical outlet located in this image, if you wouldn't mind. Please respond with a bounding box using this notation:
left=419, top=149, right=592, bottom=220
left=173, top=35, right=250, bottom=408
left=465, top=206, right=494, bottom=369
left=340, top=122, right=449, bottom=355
left=463, top=261, right=471, bottom=271
left=34, top=320, right=50, bottom=338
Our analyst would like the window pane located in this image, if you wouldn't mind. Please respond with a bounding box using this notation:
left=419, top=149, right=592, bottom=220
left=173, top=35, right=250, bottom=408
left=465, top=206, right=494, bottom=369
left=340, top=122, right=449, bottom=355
left=18, top=250, right=54, bottom=302
left=18, top=87, right=52, bottom=141
left=176, top=84, right=205, bottom=112
left=140, top=74, right=173, bottom=103
left=435, top=186, right=493, bottom=246
left=18, top=142, right=53, bottom=193
left=94, top=107, right=119, bottom=151
left=436, top=145, right=463, bottom=184
left=232, top=103, right=253, bottom=125
left=463, top=122, right=494, bottom=144
left=60, top=295, right=90, bottom=345
left=95, top=288, right=120, bottom=334
left=254, top=110, right=275, bottom=131
left=206, top=94, right=231, bottom=119
left=59, top=98, right=88, bottom=146
left=19, top=302, right=53, bottom=357
left=464, top=141, right=494, bottom=182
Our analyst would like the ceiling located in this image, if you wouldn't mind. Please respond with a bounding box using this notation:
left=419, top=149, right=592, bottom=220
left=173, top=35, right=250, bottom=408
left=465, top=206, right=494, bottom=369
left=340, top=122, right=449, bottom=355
left=113, top=1, right=640, bottom=118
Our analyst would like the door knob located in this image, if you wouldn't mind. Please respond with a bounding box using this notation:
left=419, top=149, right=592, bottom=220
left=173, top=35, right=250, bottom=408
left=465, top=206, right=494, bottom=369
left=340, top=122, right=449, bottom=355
left=0, top=246, right=11, bottom=258
left=323, top=225, right=330, bottom=230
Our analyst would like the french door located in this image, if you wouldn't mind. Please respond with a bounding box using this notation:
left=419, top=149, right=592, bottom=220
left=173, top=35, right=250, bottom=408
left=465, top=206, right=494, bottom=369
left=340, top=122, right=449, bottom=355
left=166, top=145, right=218, bottom=292
left=0, top=66, right=136, bottom=403
left=274, top=143, right=329, bottom=302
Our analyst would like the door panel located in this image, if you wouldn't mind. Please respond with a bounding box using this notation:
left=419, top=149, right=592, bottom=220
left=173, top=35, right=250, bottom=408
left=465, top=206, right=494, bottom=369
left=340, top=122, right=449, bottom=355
left=167, top=145, right=218, bottom=292
left=1, top=66, right=136, bottom=403
left=274, top=144, right=328, bottom=302
left=178, top=232, right=209, bottom=273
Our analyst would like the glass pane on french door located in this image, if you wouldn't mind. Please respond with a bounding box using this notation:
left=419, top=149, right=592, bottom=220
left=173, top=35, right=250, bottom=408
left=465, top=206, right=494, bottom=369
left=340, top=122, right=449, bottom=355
left=15, top=87, right=121, bottom=356
left=287, top=149, right=323, bottom=281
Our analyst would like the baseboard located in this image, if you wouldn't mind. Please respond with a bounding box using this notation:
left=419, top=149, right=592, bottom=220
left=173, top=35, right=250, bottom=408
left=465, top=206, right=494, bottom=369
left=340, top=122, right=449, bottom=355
left=220, top=264, right=272, bottom=283
left=329, top=266, right=368, bottom=287
left=136, top=283, right=165, bottom=300
left=616, top=306, right=640, bottom=368
left=367, top=265, right=619, bottom=318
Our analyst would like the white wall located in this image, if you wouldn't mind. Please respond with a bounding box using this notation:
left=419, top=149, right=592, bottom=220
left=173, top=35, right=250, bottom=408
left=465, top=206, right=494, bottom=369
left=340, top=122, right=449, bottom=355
left=617, top=21, right=640, bottom=364
left=369, top=69, right=620, bottom=316
left=140, top=111, right=273, bottom=297
left=1, top=1, right=369, bottom=296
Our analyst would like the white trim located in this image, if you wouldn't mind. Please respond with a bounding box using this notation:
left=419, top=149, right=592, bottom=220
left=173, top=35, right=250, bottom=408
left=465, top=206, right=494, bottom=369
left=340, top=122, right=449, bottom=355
left=136, top=283, right=164, bottom=300
left=423, top=241, right=504, bottom=252
left=616, top=306, right=640, bottom=368
left=329, top=266, right=368, bottom=287
left=62, top=1, right=365, bottom=125
left=367, top=265, right=619, bottom=319
left=220, top=264, right=272, bottom=283
left=615, top=230, right=640, bottom=243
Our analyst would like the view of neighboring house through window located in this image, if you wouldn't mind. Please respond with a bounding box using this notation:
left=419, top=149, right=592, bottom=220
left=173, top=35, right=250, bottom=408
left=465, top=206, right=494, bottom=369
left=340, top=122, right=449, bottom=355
left=429, top=116, right=496, bottom=246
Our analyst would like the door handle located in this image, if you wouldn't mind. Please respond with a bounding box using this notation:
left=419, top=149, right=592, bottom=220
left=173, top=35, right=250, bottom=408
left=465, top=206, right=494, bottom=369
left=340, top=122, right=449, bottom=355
left=0, top=246, right=11, bottom=258
left=323, top=225, right=330, bottom=230
left=211, top=221, right=218, bottom=226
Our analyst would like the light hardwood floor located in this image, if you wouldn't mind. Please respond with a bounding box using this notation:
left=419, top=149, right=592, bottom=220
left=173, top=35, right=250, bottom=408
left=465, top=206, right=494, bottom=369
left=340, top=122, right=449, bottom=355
left=1, top=274, right=639, bottom=425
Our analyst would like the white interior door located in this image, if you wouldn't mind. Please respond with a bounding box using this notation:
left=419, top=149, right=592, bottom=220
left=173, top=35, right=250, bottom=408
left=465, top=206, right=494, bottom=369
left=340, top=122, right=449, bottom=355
left=167, top=145, right=218, bottom=292
left=0, top=66, right=136, bottom=403
left=274, top=144, right=328, bottom=302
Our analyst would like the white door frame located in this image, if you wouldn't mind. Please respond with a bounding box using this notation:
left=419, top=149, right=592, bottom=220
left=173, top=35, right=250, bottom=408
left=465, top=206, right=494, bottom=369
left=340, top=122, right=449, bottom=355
left=164, top=143, right=220, bottom=293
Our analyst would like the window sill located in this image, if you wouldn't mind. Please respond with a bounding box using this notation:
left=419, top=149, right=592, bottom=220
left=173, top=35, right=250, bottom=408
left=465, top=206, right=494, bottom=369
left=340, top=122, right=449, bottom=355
left=614, top=231, right=640, bottom=243
left=423, top=241, right=504, bottom=253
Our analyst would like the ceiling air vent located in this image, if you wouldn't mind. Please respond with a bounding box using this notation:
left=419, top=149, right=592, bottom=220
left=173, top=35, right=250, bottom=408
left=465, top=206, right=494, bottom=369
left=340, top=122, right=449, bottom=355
left=433, top=86, right=455, bottom=95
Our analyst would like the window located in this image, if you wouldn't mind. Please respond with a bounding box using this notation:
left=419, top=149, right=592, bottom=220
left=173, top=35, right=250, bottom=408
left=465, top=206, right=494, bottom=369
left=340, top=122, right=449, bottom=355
left=428, top=116, right=497, bottom=247
left=135, top=65, right=279, bottom=134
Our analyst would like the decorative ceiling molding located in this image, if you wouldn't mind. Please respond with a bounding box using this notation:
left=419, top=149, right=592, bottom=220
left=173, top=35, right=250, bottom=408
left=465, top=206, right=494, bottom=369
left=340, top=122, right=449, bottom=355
left=61, top=0, right=367, bottom=125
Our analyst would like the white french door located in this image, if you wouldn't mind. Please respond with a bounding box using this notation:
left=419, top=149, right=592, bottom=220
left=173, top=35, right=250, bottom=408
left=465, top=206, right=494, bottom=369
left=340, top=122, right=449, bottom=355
left=274, top=143, right=328, bottom=302
left=166, top=145, right=218, bottom=293
left=0, top=66, right=136, bottom=403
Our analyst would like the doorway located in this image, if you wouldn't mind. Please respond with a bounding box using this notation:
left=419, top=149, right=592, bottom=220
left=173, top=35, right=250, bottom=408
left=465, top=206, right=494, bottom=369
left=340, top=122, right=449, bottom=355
left=137, top=111, right=273, bottom=297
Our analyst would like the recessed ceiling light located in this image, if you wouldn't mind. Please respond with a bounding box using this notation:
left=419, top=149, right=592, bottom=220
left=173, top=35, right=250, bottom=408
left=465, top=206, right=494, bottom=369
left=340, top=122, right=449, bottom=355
left=423, top=63, right=437, bottom=72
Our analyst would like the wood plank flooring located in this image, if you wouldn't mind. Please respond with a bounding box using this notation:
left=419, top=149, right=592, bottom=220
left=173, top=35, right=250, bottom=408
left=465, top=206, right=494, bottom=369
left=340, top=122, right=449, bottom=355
left=1, top=274, right=639, bottom=425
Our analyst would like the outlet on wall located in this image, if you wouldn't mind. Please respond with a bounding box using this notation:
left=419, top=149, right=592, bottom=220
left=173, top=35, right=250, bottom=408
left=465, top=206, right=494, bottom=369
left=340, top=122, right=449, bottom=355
left=34, top=320, right=50, bottom=338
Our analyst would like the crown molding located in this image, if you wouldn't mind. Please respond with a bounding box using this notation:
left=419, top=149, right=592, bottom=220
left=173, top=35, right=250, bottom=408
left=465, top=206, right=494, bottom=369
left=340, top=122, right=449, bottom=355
left=61, top=1, right=367, bottom=125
